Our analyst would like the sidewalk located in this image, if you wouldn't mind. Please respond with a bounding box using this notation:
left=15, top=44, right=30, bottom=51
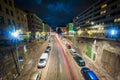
left=16, top=40, right=47, bottom=80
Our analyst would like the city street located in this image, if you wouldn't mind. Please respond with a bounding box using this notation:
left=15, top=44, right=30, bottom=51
left=41, top=35, right=82, bottom=80
left=17, top=35, right=85, bottom=80
left=1, top=0, right=120, bottom=80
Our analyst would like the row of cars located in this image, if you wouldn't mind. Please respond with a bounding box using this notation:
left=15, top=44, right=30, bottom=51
left=29, top=43, right=51, bottom=80
left=65, top=41, right=99, bottom=80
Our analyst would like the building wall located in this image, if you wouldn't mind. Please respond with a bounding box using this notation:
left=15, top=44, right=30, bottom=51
left=0, top=0, right=16, bottom=31
left=27, top=13, right=43, bottom=33
left=73, top=0, right=120, bottom=38
left=15, top=8, right=28, bottom=33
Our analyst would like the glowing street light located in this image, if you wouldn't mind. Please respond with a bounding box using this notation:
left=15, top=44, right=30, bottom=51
left=91, top=22, right=95, bottom=25
left=111, top=30, right=115, bottom=35
left=11, top=31, right=21, bottom=75
left=11, top=32, right=19, bottom=38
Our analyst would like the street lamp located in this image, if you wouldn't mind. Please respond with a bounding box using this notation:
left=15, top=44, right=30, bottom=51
left=11, top=31, right=21, bottom=75
left=91, top=22, right=95, bottom=25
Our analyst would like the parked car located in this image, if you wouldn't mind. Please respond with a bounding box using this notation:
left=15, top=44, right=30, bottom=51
left=29, top=71, right=41, bottom=80
left=70, top=48, right=77, bottom=55
left=66, top=43, right=71, bottom=49
left=38, top=53, right=48, bottom=68
left=46, top=46, right=51, bottom=51
left=44, top=50, right=50, bottom=55
left=81, top=67, right=99, bottom=80
left=73, top=55, right=85, bottom=66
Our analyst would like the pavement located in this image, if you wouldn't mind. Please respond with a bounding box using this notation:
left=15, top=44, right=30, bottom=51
left=16, top=41, right=47, bottom=80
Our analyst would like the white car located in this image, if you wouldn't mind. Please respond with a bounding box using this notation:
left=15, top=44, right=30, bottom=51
left=38, top=53, right=48, bottom=68
left=70, top=48, right=77, bottom=55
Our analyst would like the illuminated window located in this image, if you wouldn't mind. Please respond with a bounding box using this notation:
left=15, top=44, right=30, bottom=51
left=86, top=20, right=90, bottom=24
left=114, top=18, right=120, bottom=22
left=100, top=10, right=106, bottom=14
left=101, top=4, right=107, bottom=9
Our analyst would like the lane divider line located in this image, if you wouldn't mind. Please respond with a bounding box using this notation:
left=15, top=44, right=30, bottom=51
left=56, top=34, right=78, bottom=80
left=56, top=35, right=71, bottom=80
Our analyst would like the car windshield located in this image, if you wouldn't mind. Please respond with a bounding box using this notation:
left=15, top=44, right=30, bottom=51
left=79, top=60, right=84, bottom=62
left=39, top=59, right=45, bottom=63
left=73, top=51, right=76, bottom=53
left=45, top=51, right=49, bottom=53
left=47, top=46, right=50, bottom=48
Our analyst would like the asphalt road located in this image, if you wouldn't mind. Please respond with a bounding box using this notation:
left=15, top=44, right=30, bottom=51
left=41, top=35, right=83, bottom=80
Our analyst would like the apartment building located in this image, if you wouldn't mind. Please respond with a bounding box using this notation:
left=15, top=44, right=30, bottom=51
left=73, top=0, right=120, bottom=38
left=15, top=8, right=28, bottom=33
left=0, top=0, right=16, bottom=34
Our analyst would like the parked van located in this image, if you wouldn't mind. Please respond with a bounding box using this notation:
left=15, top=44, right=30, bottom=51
left=38, top=53, right=48, bottom=68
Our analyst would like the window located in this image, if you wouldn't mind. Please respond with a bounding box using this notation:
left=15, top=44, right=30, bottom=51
left=6, top=8, right=9, bottom=15
left=9, top=0, right=12, bottom=6
left=101, top=3, right=107, bottom=9
left=24, top=19, right=26, bottom=22
left=111, top=5, right=117, bottom=10
left=31, top=15, right=33, bottom=18
left=100, top=10, right=106, bottom=15
left=0, top=4, right=2, bottom=11
left=17, top=17, right=20, bottom=21
left=4, top=0, right=7, bottom=4
left=7, top=19, right=11, bottom=25
left=0, top=16, right=4, bottom=24
left=21, top=18, right=23, bottom=22
left=11, top=10, right=14, bottom=16
left=12, top=20, right=15, bottom=25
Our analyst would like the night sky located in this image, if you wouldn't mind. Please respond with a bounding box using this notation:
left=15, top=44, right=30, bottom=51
left=14, top=0, right=96, bottom=30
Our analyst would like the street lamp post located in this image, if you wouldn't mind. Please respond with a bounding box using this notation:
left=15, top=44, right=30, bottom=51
left=11, top=32, right=21, bottom=75
left=15, top=40, right=21, bottom=75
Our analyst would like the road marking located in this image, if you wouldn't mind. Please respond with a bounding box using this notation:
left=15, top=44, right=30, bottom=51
left=60, top=63, right=62, bottom=73
left=28, top=60, right=33, bottom=64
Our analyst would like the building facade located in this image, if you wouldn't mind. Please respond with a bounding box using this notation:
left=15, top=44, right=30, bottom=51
left=0, top=0, right=16, bottom=41
left=15, top=8, right=28, bottom=33
left=27, top=13, right=43, bottom=39
left=73, top=0, right=120, bottom=39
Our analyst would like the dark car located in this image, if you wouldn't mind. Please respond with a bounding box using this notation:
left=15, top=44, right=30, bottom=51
left=73, top=55, right=85, bottom=66
left=46, top=46, right=51, bottom=50
left=81, top=67, right=99, bottom=80
left=44, top=50, right=50, bottom=55
left=66, top=43, right=71, bottom=49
